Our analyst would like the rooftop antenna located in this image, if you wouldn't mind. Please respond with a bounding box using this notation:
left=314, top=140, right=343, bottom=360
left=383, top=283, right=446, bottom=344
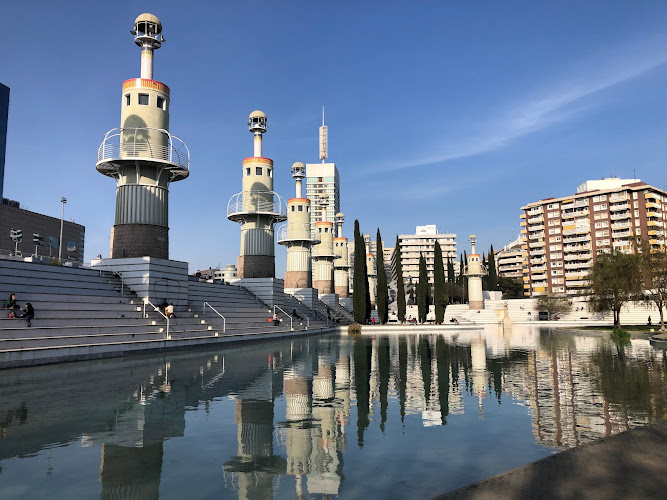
left=319, top=106, right=327, bottom=163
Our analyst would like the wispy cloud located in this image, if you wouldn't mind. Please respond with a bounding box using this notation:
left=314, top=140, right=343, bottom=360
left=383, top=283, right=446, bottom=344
left=368, top=48, right=667, bottom=174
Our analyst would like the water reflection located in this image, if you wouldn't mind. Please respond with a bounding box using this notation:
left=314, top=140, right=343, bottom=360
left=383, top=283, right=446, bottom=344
left=1, top=326, right=666, bottom=498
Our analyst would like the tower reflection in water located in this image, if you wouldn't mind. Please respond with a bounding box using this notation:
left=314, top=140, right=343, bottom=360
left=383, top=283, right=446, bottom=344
left=1, top=327, right=667, bottom=498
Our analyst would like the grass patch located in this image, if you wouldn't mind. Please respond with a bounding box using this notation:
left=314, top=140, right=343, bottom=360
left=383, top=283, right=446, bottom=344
left=579, top=325, right=658, bottom=333
left=610, top=327, right=631, bottom=345
left=348, top=323, right=362, bottom=336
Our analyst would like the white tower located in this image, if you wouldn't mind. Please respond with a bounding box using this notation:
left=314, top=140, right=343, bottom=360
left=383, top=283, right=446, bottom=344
left=333, top=213, right=350, bottom=298
left=228, top=111, right=286, bottom=278
left=464, top=234, right=487, bottom=309
left=278, top=162, right=314, bottom=288
left=312, top=194, right=335, bottom=294
left=366, top=253, right=377, bottom=308
left=96, top=14, right=189, bottom=259
left=319, top=107, right=328, bottom=162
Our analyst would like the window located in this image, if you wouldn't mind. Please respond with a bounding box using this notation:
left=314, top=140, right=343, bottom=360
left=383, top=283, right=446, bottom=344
left=268, top=168, right=272, bottom=178
left=636, top=228, right=642, bottom=235
left=138, top=93, right=149, bottom=105
left=48, top=236, right=59, bottom=249
left=157, top=96, right=165, bottom=110
left=256, top=167, right=263, bottom=175
left=633, top=192, right=638, bottom=199
left=298, top=205, right=303, bottom=211
left=291, top=206, right=295, bottom=212
left=246, top=167, right=251, bottom=176
left=67, top=241, right=76, bottom=252
left=306, top=206, right=309, bottom=212
left=634, top=210, right=640, bottom=217
left=634, top=201, right=639, bottom=208
left=124, top=94, right=130, bottom=106
left=325, top=227, right=329, bottom=233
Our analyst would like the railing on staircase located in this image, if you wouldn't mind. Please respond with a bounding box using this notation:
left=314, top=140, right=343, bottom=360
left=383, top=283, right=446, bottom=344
left=143, top=299, right=170, bottom=340
left=203, top=302, right=226, bottom=333
left=274, top=305, right=293, bottom=331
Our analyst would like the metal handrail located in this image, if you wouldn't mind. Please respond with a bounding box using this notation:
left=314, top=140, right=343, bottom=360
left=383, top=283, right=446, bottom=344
left=274, top=305, right=293, bottom=331
left=97, top=127, right=190, bottom=171
left=227, top=191, right=287, bottom=218
left=144, top=299, right=170, bottom=339
left=110, top=270, right=124, bottom=297
left=203, top=302, right=226, bottom=333
left=276, top=222, right=312, bottom=242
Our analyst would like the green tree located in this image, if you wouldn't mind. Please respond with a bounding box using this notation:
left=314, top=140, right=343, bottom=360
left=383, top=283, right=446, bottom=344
left=433, top=241, right=447, bottom=324
left=395, top=236, right=406, bottom=322
left=363, top=248, right=371, bottom=322
left=497, top=276, right=524, bottom=299
left=636, top=239, right=667, bottom=331
left=353, top=220, right=367, bottom=323
left=587, top=249, right=641, bottom=327
left=487, top=245, right=497, bottom=290
left=417, top=254, right=430, bottom=323
left=376, top=229, right=389, bottom=324
left=446, top=255, right=455, bottom=303
left=535, top=293, right=572, bottom=320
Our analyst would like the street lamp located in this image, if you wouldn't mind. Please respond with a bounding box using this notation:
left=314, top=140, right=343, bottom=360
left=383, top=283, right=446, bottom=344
left=58, top=197, right=67, bottom=263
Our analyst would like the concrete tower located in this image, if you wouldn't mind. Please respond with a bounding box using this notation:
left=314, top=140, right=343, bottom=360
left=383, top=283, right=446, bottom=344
left=464, top=234, right=487, bottom=309
left=312, top=195, right=335, bottom=294
left=333, top=213, right=350, bottom=298
left=96, top=14, right=189, bottom=259
left=366, top=253, right=377, bottom=307
left=228, top=111, right=286, bottom=278
left=278, top=162, right=314, bottom=288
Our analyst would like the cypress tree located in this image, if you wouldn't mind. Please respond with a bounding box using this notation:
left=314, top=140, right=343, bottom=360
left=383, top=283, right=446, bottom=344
left=363, top=246, right=371, bottom=322
left=462, top=250, right=468, bottom=303
left=376, top=229, right=389, bottom=324
left=395, top=236, right=406, bottom=322
left=417, top=254, right=428, bottom=323
left=353, top=220, right=367, bottom=323
left=447, top=255, right=455, bottom=304
left=433, top=241, right=447, bottom=324
left=487, top=244, right=497, bottom=290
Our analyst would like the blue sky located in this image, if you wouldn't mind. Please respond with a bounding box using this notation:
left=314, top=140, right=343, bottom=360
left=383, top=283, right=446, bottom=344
left=3, top=1, right=667, bottom=275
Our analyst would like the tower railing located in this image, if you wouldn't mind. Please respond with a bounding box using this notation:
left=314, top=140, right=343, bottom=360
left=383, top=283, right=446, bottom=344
left=276, top=222, right=312, bottom=243
left=227, top=191, right=287, bottom=219
left=97, top=127, right=190, bottom=171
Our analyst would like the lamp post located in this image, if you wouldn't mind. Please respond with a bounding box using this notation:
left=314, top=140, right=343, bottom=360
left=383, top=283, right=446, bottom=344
left=58, top=197, right=67, bottom=263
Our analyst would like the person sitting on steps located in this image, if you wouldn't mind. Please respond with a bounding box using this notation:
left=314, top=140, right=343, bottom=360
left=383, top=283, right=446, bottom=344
left=273, top=312, right=280, bottom=326
left=4, top=293, right=20, bottom=317
left=18, top=302, right=34, bottom=327
left=165, top=303, right=175, bottom=319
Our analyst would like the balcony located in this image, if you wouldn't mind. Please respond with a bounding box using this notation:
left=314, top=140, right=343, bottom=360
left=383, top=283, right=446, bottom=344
left=565, top=261, right=591, bottom=270
left=611, top=222, right=630, bottom=230
left=520, top=221, right=527, bottom=226
left=563, top=227, right=589, bottom=236
left=564, top=252, right=591, bottom=261
left=612, top=230, right=632, bottom=238
left=563, top=244, right=590, bottom=252
left=527, top=207, right=543, bottom=216
left=566, top=280, right=588, bottom=288
left=562, top=235, right=590, bottom=244
left=647, top=211, right=661, bottom=218
left=528, top=224, right=545, bottom=231
left=227, top=191, right=287, bottom=221
left=528, top=231, right=545, bottom=240
left=609, top=193, right=628, bottom=202
left=528, top=240, right=545, bottom=248
left=610, top=203, right=630, bottom=212
left=646, top=202, right=660, bottom=209
left=574, top=199, right=588, bottom=208
left=610, top=212, right=630, bottom=220
left=530, top=257, right=545, bottom=265
left=527, top=216, right=544, bottom=224
left=531, top=265, right=547, bottom=273
left=531, top=248, right=545, bottom=255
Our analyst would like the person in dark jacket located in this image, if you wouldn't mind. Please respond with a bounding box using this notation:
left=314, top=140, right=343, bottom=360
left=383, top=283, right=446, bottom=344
left=19, top=303, right=34, bottom=327
left=4, top=294, right=20, bottom=317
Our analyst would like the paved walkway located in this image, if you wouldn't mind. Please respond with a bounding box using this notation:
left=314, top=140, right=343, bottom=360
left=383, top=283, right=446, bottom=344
left=434, top=421, right=667, bottom=499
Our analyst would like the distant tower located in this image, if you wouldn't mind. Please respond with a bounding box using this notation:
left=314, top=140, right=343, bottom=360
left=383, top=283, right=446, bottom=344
left=96, top=14, right=189, bottom=259
left=319, top=107, right=327, bottom=162
left=333, top=213, right=350, bottom=298
left=465, top=235, right=487, bottom=309
left=312, top=194, right=335, bottom=294
left=278, top=162, right=314, bottom=288
left=366, top=253, right=377, bottom=307
left=228, top=111, right=286, bottom=278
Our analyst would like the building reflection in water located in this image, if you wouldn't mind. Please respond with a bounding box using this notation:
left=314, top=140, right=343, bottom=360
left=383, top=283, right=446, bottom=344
left=2, top=327, right=667, bottom=498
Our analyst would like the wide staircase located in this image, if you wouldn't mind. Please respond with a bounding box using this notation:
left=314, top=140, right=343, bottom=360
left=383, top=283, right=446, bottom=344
left=0, top=260, right=334, bottom=367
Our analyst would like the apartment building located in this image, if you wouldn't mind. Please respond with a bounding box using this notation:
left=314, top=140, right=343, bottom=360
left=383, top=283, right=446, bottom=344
left=305, top=162, right=340, bottom=238
left=521, top=178, right=667, bottom=296
left=496, top=237, right=526, bottom=279
left=391, top=225, right=457, bottom=285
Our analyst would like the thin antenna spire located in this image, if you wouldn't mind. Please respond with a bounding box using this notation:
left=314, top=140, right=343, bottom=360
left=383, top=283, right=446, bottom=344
left=319, top=106, right=328, bottom=162
left=322, top=106, right=325, bottom=126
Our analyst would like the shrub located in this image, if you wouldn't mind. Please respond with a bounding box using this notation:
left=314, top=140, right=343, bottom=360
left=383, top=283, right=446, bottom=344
left=611, top=327, right=631, bottom=345
left=348, top=323, right=362, bottom=336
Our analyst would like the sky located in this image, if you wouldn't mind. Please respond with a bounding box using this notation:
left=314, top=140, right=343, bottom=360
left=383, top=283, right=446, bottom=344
left=3, top=1, right=667, bottom=275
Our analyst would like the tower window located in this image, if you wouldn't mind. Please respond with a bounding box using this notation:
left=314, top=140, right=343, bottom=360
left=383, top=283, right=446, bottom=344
left=256, top=167, right=263, bottom=175
left=156, top=96, right=165, bottom=110
left=124, top=94, right=130, bottom=106
left=291, top=206, right=295, bottom=212
left=246, top=167, right=251, bottom=176
left=268, top=168, right=272, bottom=178
left=306, top=206, right=309, bottom=212
left=298, top=205, right=303, bottom=211
left=138, top=93, right=149, bottom=105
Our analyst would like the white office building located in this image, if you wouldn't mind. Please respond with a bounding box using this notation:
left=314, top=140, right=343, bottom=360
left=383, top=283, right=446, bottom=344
left=391, top=225, right=457, bottom=285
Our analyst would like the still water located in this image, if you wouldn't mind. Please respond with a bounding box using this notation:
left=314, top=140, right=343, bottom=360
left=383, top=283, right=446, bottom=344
left=1, top=326, right=666, bottom=499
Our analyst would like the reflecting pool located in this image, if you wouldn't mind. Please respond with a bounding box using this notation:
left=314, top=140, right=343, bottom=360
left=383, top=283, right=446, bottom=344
left=1, top=326, right=666, bottom=499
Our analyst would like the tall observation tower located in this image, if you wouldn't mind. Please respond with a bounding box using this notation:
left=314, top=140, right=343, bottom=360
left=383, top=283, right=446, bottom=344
left=277, top=162, right=314, bottom=288
left=312, top=194, right=336, bottom=294
left=96, top=14, right=189, bottom=259
left=464, top=235, right=487, bottom=309
left=228, top=111, right=286, bottom=278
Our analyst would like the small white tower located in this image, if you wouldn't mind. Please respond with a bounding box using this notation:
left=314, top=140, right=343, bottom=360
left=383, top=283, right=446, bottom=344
left=312, top=194, right=335, bottom=294
left=366, top=253, right=377, bottom=308
left=333, top=213, right=350, bottom=298
left=278, top=162, right=314, bottom=288
left=464, top=234, right=487, bottom=309
left=96, top=14, right=189, bottom=259
left=228, top=111, right=286, bottom=278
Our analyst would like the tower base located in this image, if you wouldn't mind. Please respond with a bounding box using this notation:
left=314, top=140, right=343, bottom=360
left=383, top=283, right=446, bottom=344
left=314, top=280, right=333, bottom=295
left=237, top=255, right=275, bottom=278
left=468, top=300, right=484, bottom=310
left=335, top=286, right=349, bottom=298
left=284, top=270, right=311, bottom=289
left=111, top=224, right=168, bottom=259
